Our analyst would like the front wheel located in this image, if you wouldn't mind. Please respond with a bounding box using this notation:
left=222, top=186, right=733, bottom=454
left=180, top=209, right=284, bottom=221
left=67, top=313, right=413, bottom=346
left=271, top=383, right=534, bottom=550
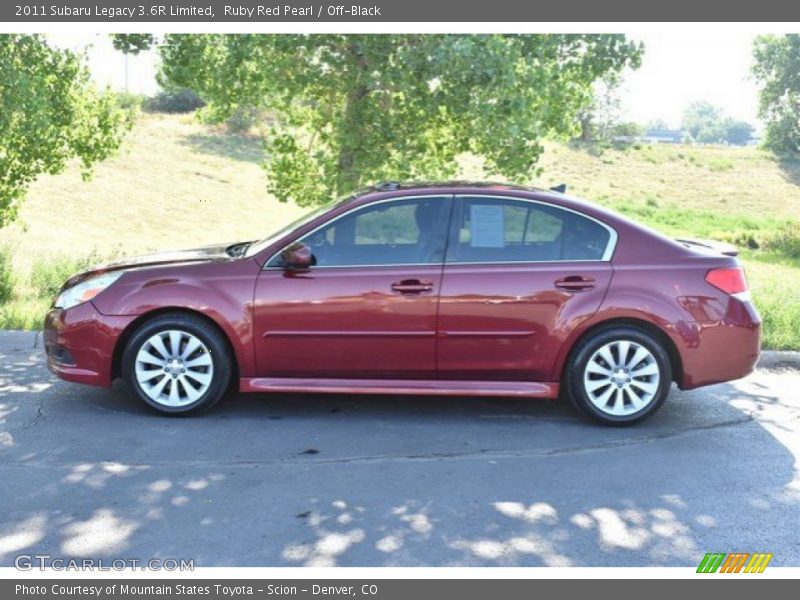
left=565, top=327, right=672, bottom=426
left=121, top=313, right=233, bottom=416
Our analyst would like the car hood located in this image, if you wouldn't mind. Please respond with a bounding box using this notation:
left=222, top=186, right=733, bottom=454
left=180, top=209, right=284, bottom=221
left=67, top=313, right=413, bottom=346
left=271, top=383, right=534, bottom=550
left=62, top=242, right=245, bottom=289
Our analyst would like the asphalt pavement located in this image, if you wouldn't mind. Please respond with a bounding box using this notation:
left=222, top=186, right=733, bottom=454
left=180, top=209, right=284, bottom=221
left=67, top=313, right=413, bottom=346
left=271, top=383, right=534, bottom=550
left=1, top=330, right=799, bottom=567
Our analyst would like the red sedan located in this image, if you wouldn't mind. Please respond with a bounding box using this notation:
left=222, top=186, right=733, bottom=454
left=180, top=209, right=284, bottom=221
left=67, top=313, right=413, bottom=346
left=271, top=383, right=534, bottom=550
left=43, top=182, right=761, bottom=425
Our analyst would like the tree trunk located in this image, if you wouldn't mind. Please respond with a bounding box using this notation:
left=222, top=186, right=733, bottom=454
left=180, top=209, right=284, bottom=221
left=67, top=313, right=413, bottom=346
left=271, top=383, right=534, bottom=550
left=336, top=44, right=370, bottom=196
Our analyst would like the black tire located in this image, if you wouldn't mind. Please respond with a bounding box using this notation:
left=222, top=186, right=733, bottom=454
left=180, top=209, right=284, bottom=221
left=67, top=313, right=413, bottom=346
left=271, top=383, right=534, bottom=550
left=564, top=326, right=672, bottom=426
left=121, top=312, right=233, bottom=416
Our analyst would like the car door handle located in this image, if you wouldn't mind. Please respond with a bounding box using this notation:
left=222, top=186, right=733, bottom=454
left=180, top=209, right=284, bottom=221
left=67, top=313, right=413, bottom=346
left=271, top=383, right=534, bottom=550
left=391, top=279, right=434, bottom=294
left=554, top=275, right=596, bottom=291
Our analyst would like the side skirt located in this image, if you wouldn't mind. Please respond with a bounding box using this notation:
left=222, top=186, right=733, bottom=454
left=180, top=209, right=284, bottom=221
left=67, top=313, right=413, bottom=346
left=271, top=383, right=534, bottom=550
left=239, top=377, right=559, bottom=399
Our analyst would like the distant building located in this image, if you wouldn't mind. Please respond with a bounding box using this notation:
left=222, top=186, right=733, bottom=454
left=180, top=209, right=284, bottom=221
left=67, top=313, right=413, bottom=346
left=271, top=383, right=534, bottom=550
left=642, top=129, right=684, bottom=144
left=745, top=135, right=762, bottom=147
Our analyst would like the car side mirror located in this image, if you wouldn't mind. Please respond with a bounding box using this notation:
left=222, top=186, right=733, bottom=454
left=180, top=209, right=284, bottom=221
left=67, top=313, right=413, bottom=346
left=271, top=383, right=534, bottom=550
left=281, top=242, right=315, bottom=269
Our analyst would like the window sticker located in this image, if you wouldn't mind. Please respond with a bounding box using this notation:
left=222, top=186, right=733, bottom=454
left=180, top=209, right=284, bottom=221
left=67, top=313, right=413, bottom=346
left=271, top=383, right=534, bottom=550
left=470, top=204, right=505, bottom=247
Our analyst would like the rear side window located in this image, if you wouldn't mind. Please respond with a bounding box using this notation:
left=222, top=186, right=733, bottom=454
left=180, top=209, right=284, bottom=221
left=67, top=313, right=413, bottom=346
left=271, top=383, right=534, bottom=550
left=447, top=196, right=612, bottom=263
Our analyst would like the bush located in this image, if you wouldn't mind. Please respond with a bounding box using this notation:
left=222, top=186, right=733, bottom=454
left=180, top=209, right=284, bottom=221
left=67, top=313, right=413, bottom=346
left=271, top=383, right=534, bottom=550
left=708, top=158, right=734, bottom=172
left=30, top=254, right=104, bottom=299
left=226, top=105, right=266, bottom=134
left=762, top=223, right=800, bottom=259
left=611, top=122, right=644, bottom=137
left=143, top=88, right=205, bottom=114
left=715, top=230, right=761, bottom=250
left=0, top=246, right=13, bottom=304
left=115, top=92, right=145, bottom=113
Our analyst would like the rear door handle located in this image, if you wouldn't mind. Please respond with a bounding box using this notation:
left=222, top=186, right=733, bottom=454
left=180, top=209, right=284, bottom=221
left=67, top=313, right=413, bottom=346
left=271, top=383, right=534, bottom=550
left=391, top=279, right=434, bottom=294
left=554, top=275, right=596, bottom=291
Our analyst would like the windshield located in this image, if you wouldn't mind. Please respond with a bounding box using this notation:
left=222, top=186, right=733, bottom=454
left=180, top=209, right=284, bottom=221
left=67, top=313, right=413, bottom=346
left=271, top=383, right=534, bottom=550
left=244, top=202, right=338, bottom=259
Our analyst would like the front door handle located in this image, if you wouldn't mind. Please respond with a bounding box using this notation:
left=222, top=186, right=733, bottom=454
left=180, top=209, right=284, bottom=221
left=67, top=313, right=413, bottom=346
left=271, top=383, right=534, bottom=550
left=554, top=275, right=596, bottom=291
left=391, top=279, right=434, bottom=294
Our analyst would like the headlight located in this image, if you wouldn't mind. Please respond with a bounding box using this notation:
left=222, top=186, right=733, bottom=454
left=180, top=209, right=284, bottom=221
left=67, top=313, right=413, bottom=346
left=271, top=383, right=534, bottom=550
left=54, top=272, right=125, bottom=310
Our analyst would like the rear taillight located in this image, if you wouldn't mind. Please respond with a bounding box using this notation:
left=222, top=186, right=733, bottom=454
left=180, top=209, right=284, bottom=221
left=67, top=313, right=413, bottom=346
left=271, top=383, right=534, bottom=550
left=706, top=267, right=748, bottom=295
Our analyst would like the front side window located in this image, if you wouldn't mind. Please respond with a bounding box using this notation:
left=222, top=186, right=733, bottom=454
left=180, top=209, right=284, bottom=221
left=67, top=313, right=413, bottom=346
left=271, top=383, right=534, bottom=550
left=447, top=196, right=612, bottom=263
left=269, top=196, right=451, bottom=267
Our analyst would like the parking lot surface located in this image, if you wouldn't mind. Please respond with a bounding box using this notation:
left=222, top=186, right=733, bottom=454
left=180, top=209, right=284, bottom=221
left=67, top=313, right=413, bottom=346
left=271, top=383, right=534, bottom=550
left=1, top=330, right=799, bottom=567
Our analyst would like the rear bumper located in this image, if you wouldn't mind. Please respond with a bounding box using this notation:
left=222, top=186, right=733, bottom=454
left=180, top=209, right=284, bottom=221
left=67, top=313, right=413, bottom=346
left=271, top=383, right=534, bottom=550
left=44, top=303, right=135, bottom=387
left=678, top=296, right=761, bottom=389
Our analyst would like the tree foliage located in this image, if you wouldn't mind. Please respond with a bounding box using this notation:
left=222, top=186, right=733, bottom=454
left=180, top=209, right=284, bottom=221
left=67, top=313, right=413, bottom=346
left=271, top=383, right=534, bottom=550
left=0, top=35, right=130, bottom=227
left=725, top=120, right=756, bottom=146
left=577, top=76, right=623, bottom=141
left=753, top=34, right=800, bottom=154
left=111, top=34, right=156, bottom=55
left=681, top=101, right=754, bottom=146
left=159, top=34, right=642, bottom=206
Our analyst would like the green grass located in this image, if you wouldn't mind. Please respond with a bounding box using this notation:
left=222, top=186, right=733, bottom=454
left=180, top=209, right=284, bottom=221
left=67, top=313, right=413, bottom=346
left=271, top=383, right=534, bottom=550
left=746, top=260, right=800, bottom=350
left=1, top=114, right=800, bottom=349
left=0, top=297, right=51, bottom=330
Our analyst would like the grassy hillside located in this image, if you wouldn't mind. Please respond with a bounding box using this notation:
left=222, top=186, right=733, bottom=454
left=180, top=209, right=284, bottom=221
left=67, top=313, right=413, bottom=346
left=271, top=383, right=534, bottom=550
left=3, top=114, right=306, bottom=270
left=1, top=114, right=799, bottom=349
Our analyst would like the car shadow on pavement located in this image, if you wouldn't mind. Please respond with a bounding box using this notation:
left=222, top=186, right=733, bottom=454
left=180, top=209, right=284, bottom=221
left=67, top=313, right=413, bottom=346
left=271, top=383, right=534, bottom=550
left=1, top=336, right=799, bottom=567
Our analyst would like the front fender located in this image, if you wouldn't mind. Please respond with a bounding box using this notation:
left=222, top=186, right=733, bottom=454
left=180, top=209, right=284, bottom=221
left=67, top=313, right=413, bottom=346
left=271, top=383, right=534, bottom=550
left=92, top=261, right=260, bottom=376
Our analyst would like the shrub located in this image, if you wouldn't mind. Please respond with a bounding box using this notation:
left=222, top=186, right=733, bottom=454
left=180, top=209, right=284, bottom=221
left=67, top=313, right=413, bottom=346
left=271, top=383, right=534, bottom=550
left=115, top=92, right=145, bottom=113
left=762, top=223, right=800, bottom=259
left=144, top=88, right=205, bottom=114
left=714, top=230, right=761, bottom=250
left=30, top=254, right=104, bottom=299
left=708, top=158, right=734, bottom=172
left=0, top=245, right=13, bottom=304
left=226, top=105, right=266, bottom=134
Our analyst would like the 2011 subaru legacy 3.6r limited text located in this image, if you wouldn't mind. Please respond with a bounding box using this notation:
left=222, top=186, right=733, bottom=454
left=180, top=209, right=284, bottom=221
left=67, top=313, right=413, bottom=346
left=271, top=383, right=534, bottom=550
left=44, top=182, right=761, bottom=425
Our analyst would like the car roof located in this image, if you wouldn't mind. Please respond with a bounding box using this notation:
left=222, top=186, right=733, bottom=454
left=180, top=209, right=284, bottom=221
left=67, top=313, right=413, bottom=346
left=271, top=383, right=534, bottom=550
left=354, top=180, right=550, bottom=196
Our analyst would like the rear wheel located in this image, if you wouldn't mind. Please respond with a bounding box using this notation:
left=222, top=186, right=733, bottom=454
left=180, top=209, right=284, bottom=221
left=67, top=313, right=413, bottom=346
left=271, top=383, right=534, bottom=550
left=565, top=326, right=672, bottom=426
left=122, top=313, right=232, bottom=415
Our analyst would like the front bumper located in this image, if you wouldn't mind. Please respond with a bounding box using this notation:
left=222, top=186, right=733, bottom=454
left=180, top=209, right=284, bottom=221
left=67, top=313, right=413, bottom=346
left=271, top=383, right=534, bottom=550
left=44, top=303, right=136, bottom=387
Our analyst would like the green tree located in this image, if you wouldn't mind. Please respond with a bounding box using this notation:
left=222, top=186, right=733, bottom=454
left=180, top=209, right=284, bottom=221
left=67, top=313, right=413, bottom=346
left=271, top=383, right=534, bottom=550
left=111, top=34, right=155, bottom=55
left=159, top=34, right=642, bottom=206
left=577, top=75, right=624, bottom=141
left=682, top=101, right=724, bottom=141
left=681, top=101, right=754, bottom=145
left=724, top=119, right=755, bottom=146
left=0, top=35, right=130, bottom=227
left=753, top=34, right=800, bottom=153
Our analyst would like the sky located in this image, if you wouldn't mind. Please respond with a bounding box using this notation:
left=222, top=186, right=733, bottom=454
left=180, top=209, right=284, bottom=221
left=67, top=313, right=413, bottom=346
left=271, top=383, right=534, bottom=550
left=47, top=31, right=763, bottom=130
left=621, top=30, right=760, bottom=129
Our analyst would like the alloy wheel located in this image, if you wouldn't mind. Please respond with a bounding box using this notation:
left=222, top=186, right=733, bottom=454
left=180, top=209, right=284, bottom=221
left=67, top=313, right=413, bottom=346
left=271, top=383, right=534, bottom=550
left=134, top=329, right=214, bottom=407
left=582, top=339, right=661, bottom=416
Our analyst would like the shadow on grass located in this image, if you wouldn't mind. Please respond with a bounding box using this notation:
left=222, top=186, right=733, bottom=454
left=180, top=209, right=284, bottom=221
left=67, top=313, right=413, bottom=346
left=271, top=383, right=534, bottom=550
left=180, top=132, right=265, bottom=165
left=778, top=154, right=800, bottom=187
left=566, top=139, right=637, bottom=158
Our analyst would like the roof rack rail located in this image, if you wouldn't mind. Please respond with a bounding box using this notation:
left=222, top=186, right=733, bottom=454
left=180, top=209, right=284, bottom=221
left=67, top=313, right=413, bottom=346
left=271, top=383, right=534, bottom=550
left=550, top=183, right=567, bottom=193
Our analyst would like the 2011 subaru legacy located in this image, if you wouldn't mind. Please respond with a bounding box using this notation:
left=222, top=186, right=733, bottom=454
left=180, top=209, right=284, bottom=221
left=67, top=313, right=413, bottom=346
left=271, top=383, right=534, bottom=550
left=43, top=182, right=761, bottom=425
